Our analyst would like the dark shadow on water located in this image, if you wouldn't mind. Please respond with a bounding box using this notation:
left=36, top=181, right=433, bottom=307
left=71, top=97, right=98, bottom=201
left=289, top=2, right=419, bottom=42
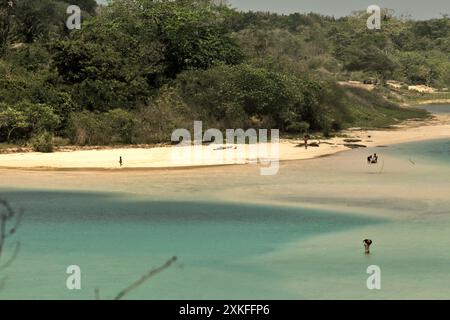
left=0, top=188, right=385, bottom=225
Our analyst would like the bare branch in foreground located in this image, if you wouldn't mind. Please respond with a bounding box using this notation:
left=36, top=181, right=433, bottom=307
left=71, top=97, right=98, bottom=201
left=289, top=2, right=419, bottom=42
left=0, top=199, right=23, bottom=270
left=113, top=256, right=177, bottom=300
left=0, top=242, right=20, bottom=271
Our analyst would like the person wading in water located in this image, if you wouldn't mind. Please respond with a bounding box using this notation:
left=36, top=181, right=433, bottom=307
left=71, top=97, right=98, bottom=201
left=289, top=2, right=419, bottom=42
left=119, top=156, right=123, bottom=167
left=363, top=239, right=373, bottom=254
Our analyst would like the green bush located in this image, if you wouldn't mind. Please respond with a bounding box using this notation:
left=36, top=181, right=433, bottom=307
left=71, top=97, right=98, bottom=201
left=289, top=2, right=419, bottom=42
left=175, top=65, right=324, bottom=132
left=67, top=111, right=110, bottom=145
left=52, top=136, right=70, bottom=147
left=286, top=121, right=310, bottom=133
left=31, top=131, right=54, bottom=153
left=105, top=109, right=136, bottom=144
left=133, top=87, right=191, bottom=144
left=67, top=109, right=139, bottom=145
left=0, top=102, right=60, bottom=142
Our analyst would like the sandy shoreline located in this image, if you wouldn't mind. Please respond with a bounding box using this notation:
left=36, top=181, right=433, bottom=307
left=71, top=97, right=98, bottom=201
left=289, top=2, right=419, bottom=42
left=0, top=114, right=449, bottom=171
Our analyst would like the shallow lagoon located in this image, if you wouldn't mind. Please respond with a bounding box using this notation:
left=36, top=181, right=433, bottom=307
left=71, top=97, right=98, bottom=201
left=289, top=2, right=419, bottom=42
left=0, top=192, right=384, bottom=299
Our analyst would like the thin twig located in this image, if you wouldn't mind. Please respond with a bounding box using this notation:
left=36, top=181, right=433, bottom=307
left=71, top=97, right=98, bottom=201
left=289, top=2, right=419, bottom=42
left=0, top=241, right=20, bottom=271
left=0, top=199, right=22, bottom=269
left=113, top=256, right=177, bottom=300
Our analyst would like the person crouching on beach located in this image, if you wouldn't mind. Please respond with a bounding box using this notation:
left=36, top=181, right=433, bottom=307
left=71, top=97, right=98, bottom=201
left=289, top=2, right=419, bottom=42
left=372, top=153, right=378, bottom=164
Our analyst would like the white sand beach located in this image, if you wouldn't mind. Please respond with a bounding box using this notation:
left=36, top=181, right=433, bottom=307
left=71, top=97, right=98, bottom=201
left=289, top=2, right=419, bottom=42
left=0, top=114, right=449, bottom=170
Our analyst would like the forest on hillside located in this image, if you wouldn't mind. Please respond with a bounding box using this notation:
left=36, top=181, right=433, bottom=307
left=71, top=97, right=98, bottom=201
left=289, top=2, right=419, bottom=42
left=2, top=0, right=448, bottom=150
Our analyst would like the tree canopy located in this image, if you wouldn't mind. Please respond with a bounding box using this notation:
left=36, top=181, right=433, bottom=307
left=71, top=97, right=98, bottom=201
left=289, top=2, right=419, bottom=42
left=0, top=0, right=441, bottom=147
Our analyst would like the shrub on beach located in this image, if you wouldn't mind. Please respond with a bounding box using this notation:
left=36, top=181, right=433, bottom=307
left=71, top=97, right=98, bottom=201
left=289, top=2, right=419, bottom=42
left=132, top=87, right=192, bottom=144
left=0, top=102, right=60, bottom=142
left=31, top=131, right=54, bottom=153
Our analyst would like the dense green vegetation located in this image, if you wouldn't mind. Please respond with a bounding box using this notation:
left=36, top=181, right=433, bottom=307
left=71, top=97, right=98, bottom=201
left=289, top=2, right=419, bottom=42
left=2, top=0, right=445, bottom=150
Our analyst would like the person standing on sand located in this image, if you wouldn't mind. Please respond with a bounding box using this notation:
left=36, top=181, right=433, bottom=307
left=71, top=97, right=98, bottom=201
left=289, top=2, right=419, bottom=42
left=304, top=135, right=310, bottom=150
left=119, top=156, right=123, bottom=167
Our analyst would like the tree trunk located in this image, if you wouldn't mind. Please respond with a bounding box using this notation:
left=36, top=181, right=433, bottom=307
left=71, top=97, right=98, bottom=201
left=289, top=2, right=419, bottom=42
left=7, top=127, right=15, bottom=143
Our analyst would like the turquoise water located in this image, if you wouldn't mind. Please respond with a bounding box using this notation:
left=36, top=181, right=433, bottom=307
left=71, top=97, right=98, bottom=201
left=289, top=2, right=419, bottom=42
left=378, top=104, right=450, bottom=165
left=0, top=191, right=383, bottom=299
left=375, top=138, right=450, bottom=166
